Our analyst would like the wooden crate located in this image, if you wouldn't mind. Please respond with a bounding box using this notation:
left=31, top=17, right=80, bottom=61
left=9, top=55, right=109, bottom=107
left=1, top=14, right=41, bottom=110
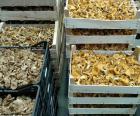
left=0, top=0, right=64, bottom=73
left=64, top=0, right=140, bottom=46
left=0, top=21, right=63, bottom=73
left=68, top=48, right=140, bottom=115
left=0, top=21, right=61, bottom=59
left=0, top=0, right=59, bottom=21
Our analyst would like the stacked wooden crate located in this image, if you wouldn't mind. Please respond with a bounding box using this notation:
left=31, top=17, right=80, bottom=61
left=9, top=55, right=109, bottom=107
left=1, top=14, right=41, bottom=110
left=64, top=0, right=140, bottom=115
left=68, top=47, right=140, bottom=115
left=0, top=0, right=63, bottom=72
left=0, top=0, right=57, bottom=21
left=64, top=0, right=140, bottom=57
left=0, top=1, right=61, bottom=115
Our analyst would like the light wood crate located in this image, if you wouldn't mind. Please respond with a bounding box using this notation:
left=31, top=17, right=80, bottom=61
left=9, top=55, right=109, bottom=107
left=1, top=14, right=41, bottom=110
left=0, top=21, right=61, bottom=59
left=68, top=47, right=140, bottom=115
left=64, top=0, right=140, bottom=47
left=0, top=0, right=59, bottom=21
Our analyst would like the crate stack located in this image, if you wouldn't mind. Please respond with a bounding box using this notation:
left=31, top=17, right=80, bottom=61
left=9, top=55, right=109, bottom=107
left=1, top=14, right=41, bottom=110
left=0, top=0, right=60, bottom=115
left=64, top=0, right=140, bottom=57
left=0, top=0, right=57, bottom=21
left=0, top=43, right=57, bottom=115
left=64, top=0, right=140, bottom=115
left=0, top=0, right=63, bottom=74
left=0, top=85, right=42, bottom=116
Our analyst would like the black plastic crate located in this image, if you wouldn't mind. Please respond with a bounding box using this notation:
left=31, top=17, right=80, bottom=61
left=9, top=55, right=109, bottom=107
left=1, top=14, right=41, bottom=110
left=0, top=41, right=48, bottom=49
left=136, top=34, right=140, bottom=39
left=41, top=67, right=58, bottom=116
left=0, top=41, right=50, bottom=91
left=39, top=42, right=51, bottom=96
left=42, top=88, right=57, bottom=116
left=41, top=84, right=53, bottom=116
left=0, top=85, right=42, bottom=116
left=40, top=64, right=52, bottom=97
left=43, top=64, right=53, bottom=105
left=50, top=88, right=58, bottom=116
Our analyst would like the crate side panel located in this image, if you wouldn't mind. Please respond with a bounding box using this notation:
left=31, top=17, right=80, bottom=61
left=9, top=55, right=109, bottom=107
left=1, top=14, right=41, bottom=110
left=69, top=97, right=140, bottom=104
left=66, top=35, right=136, bottom=44
left=0, top=0, right=55, bottom=6
left=0, top=11, right=57, bottom=21
left=69, top=85, right=140, bottom=94
left=64, top=18, right=139, bottom=29
left=69, top=108, right=137, bottom=114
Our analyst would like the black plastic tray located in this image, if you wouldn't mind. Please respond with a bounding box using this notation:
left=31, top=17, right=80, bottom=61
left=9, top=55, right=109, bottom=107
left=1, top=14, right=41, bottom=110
left=41, top=67, right=58, bottom=116
left=40, top=62, right=51, bottom=97
left=42, top=87, right=58, bottom=116
left=43, top=64, right=53, bottom=105
left=0, top=41, right=50, bottom=91
left=0, top=41, right=48, bottom=49
left=0, top=85, right=42, bottom=116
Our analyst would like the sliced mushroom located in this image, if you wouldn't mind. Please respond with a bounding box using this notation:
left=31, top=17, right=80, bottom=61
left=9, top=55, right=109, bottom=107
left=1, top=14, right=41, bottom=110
left=0, top=49, right=43, bottom=89
left=72, top=51, right=140, bottom=86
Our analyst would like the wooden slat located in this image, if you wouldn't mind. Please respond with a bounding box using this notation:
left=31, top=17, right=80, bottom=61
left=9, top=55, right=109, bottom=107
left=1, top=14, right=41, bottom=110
left=3, top=24, right=54, bottom=27
left=52, top=13, right=64, bottom=60
left=0, top=22, right=4, bottom=31
left=71, top=49, right=134, bottom=56
left=66, top=35, right=136, bottom=44
left=66, top=45, right=71, bottom=58
left=0, top=0, right=55, bottom=6
left=69, top=108, right=137, bottom=114
left=135, top=1, right=140, bottom=8
left=69, top=97, right=140, bottom=104
left=69, top=85, right=140, bottom=94
left=64, top=18, right=140, bottom=29
left=0, top=11, right=57, bottom=21
left=52, top=21, right=61, bottom=59
left=135, top=40, right=140, bottom=47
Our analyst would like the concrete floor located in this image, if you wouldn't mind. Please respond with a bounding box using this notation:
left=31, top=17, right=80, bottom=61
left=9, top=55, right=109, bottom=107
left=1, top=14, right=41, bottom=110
left=57, top=59, right=69, bottom=116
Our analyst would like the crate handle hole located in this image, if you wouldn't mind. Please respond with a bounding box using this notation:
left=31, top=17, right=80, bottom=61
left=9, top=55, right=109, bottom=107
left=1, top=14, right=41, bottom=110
left=47, top=84, right=50, bottom=93
left=45, top=67, right=48, bottom=78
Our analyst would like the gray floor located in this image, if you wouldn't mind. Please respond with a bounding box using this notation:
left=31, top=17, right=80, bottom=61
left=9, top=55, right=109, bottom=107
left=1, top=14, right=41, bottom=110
left=57, top=59, right=69, bottom=116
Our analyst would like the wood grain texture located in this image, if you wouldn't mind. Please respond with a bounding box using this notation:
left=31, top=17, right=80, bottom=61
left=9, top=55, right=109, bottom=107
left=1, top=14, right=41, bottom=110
left=69, top=83, right=140, bottom=94
left=69, top=108, right=136, bottom=114
left=66, top=35, right=136, bottom=44
left=0, top=11, right=57, bottom=21
left=65, top=18, right=140, bottom=29
left=0, top=0, right=55, bottom=6
left=69, top=97, right=140, bottom=104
